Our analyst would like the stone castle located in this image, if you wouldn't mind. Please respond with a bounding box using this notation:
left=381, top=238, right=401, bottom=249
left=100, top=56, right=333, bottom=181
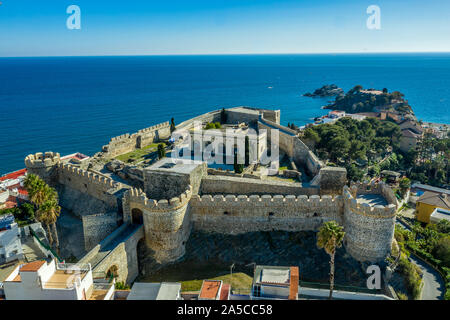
left=24, top=107, right=398, bottom=283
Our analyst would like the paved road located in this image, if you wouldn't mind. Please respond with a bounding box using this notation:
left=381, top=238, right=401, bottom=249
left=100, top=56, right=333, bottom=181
left=395, top=219, right=445, bottom=300
left=409, top=255, right=445, bottom=300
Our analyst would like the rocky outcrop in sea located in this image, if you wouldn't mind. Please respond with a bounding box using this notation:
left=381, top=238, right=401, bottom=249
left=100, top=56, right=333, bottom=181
left=303, top=84, right=344, bottom=98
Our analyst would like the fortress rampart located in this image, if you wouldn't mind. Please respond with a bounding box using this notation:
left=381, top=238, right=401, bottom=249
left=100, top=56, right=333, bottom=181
left=101, top=121, right=171, bottom=158
left=190, top=193, right=344, bottom=234
left=200, top=175, right=320, bottom=196
left=257, top=116, right=323, bottom=175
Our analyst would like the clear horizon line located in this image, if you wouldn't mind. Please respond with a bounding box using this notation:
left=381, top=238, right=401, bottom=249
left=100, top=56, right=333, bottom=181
left=2, top=50, right=450, bottom=58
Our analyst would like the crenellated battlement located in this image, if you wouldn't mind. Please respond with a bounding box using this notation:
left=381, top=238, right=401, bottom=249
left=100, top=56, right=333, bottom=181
left=191, top=193, right=342, bottom=206
left=127, top=185, right=193, bottom=212
left=58, top=163, right=122, bottom=190
left=25, top=152, right=61, bottom=168
left=101, top=121, right=171, bottom=157
left=109, top=133, right=135, bottom=143
left=343, top=186, right=396, bottom=218
left=137, top=121, right=170, bottom=134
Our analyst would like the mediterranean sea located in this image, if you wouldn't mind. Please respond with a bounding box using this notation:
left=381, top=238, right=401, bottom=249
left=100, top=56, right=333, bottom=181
left=1, top=53, right=449, bottom=174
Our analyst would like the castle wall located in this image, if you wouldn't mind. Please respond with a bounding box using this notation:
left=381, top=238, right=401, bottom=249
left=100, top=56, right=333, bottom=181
left=79, top=224, right=145, bottom=284
left=143, top=162, right=207, bottom=200
left=226, top=108, right=261, bottom=125
left=258, top=117, right=323, bottom=176
left=101, top=122, right=170, bottom=158
left=175, top=110, right=222, bottom=131
left=343, top=187, right=397, bottom=262
left=190, top=194, right=344, bottom=234
left=82, top=212, right=119, bottom=251
left=200, top=176, right=319, bottom=196
left=311, top=166, right=348, bottom=195
left=57, top=163, right=122, bottom=213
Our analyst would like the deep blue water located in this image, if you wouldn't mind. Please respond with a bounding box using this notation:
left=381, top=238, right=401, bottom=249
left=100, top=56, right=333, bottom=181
left=1, top=54, right=449, bottom=174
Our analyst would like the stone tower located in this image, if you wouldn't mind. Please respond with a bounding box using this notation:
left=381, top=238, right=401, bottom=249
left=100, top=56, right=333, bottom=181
left=24, top=152, right=61, bottom=185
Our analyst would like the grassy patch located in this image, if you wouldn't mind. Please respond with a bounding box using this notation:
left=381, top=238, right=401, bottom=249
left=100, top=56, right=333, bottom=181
left=115, top=143, right=165, bottom=163
left=181, top=272, right=253, bottom=292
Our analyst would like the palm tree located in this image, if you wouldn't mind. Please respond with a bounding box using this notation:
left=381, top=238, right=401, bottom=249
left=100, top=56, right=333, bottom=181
left=24, top=174, right=45, bottom=204
left=24, top=174, right=61, bottom=251
left=36, top=203, right=54, bottom=246
left=317, top=221, right=345, bottom=300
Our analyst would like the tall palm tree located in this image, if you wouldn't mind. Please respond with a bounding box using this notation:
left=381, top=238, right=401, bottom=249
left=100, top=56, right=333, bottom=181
left=317, top=221, right=345, bottom=300
left=24, top=174, right=61, bottom=251
left=24, top=174, right=44, bottom=204
left=38, top=197, right=61, bottom=252
left=35, top=204, right=54, bottom=246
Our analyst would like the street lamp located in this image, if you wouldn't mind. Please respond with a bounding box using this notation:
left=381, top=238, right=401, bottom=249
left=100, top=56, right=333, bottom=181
left=230, top=263, right=235, bottom=285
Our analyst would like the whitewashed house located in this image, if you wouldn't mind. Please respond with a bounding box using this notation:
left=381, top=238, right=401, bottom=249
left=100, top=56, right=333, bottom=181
left=0, top=215, right=23, bottom=264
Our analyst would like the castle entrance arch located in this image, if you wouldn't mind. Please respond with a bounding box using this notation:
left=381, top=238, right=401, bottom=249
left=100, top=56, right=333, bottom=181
left=106, top=265, right=119, bottom=280
left=131, top=208, right=144, bottom=225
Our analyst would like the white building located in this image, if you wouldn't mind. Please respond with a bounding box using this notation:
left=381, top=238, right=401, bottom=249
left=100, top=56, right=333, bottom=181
left=251, top=265, right=298, bottom=300
left=0, top=215, right=23, bottom=264
left=430, top=207, right=450, bottom=224
left=126, top=282, right=182, bottom=300
left=191, top=125, right=267, bottom=166
left=2, top=259, right=114, bottom=300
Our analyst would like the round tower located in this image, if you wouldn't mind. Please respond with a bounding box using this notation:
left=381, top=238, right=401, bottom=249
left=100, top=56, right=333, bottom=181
left=24, top=152, right=61, bottom=185
left=124, top=186, right=193, bottom=265
left=342, top=186, right=396, bottom=263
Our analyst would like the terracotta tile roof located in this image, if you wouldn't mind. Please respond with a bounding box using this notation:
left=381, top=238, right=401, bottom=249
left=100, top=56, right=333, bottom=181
left=0, top=169, right=27, bottom=182
left=219, top=284, right=230, bottom=300
left=418, top=192, right=450, bottom=210
left=20, top=260, right=46, bottom=272
left=3, top=201, right=17, bottom=209
left=199, top=280, right=221, bottom=300
left=12, top=274, right=21, bottom=282
left=288, top=267, right=299, bottom=300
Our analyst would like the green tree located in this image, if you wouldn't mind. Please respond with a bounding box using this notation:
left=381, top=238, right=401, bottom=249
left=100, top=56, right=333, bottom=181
left=317, top=221, right=345, bottom=299
left=25, top=174, right=61, bottom=250
left=399, top=177, right=411, bottom=198
left=432, top=236, right=450, bottom=267
left=329, top=137, right=351, bottom=162
left=37, top=194, right=61, bottom=253
left=220, top=108, right=227, bottom=124
left=157, top=143, right=166, bottom=159
left=245, top=136, right=250, bottom=166
left=170, top=118, right=176, bottom=133
left=303, top=127, right=320, bottom=148
left=233, top=151, right=244, bottom=174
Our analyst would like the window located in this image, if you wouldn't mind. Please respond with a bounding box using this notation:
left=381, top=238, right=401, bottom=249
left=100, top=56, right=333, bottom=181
left=253, top=285, right=261, bottom=297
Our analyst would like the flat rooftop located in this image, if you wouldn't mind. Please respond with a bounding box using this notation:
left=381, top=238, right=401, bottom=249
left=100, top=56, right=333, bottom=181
left=127, top=282, right=180, bottom=300
left=43, top=269, right=88, bottom=289
left=356, top=194, right=388, bottom=206
left=146, top=157, right=203, bottom=175
left=253, top=265, right=292, bottom=286
left=199, top=280, right=222, bottom=300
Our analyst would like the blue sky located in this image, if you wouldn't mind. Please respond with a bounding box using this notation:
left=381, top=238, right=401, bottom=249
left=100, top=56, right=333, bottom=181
left=1, top=0, right=449, bottom=56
